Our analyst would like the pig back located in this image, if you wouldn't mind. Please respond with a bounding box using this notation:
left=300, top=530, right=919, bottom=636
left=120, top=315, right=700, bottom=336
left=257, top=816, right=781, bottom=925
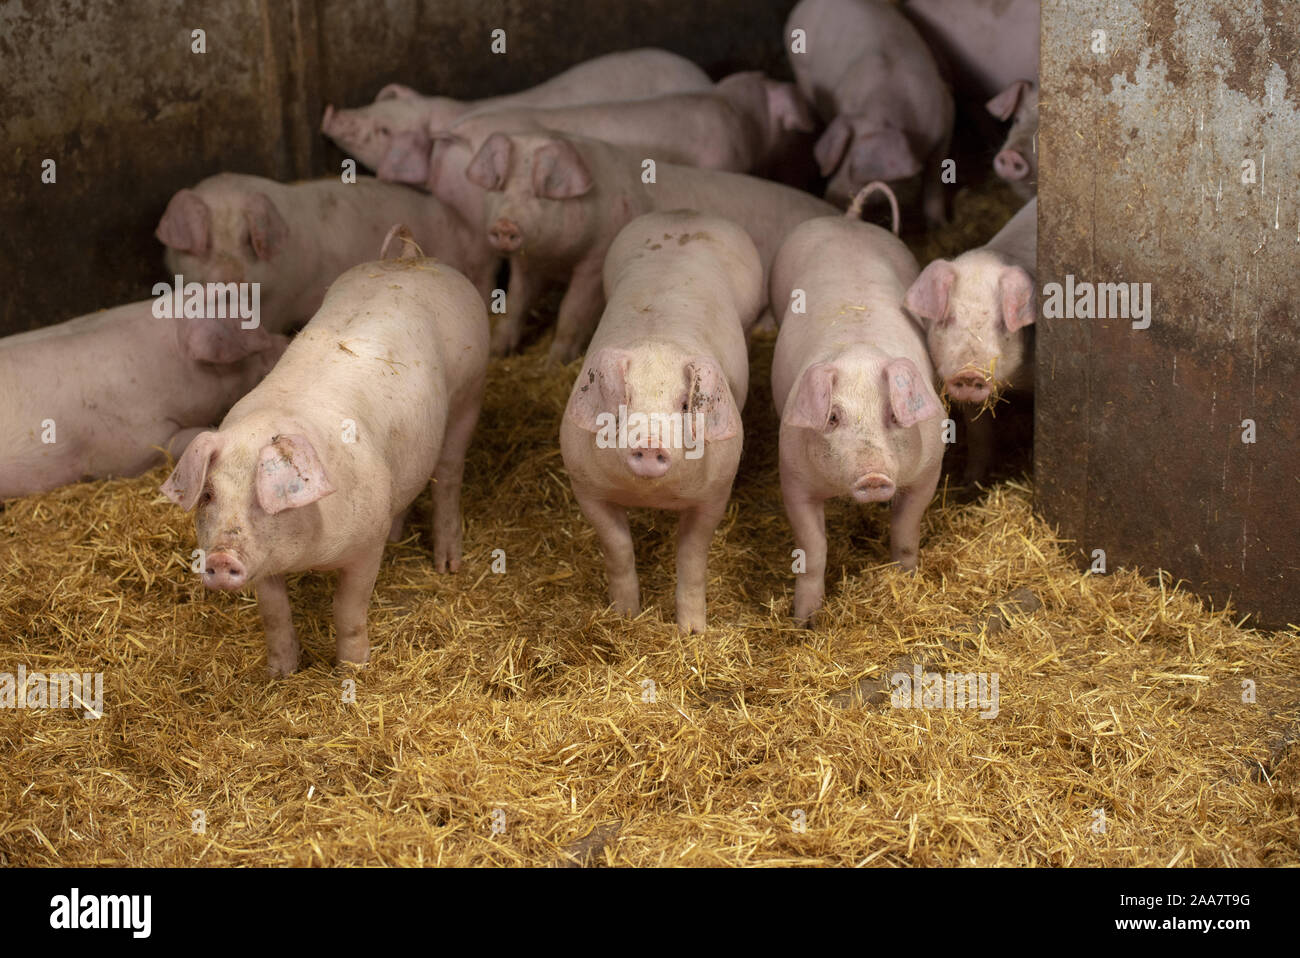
left=597, top=211, right=761, bottom=393
left=651, top=163, right=838, bottom=292
left=231, top=258, right=487, bottom=498
left=771, top=216, right=927, bottom=406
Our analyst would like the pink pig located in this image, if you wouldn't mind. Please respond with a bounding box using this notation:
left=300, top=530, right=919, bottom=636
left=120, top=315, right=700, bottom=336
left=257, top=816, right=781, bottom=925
left=561, top=212, right=762, bottom=633
left=987, top=80, right=1038, bottom=198
left=161, top=237, right=488, bottom=676
left=0, top=301, right=285, bottom=500
left=156, top=173, right=495, bottom=362
left=466, top=130, right=836, bottom=362
left=771, top=195, right=945, bottom=624
left=786, top=0, right=954, bottom=225
left=321, top=48, right=711, bottom=173
left=904, top=197, right=1036, bottom=484
left=901, top=0, right=1039, bottom=102
left=381, top=71, right=817, bottom=189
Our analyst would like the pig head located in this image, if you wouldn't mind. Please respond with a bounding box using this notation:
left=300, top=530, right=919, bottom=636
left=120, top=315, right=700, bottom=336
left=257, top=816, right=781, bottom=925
left=321, top=83, right=464, bottom=172
left=156, top=181, right=292, bottom=363
left=469, top=132, right=599, bottom=265
left=162, top=428, right=336, bottom=590
left=987, top=80, right=1038, bottom=198
left=567, top=347, right=739, bottom=481
left=814, top=116, right=925, bottom=208
left=782, top=349, right=941, bottom=502
left=904, top=251, right=1035, bottom=402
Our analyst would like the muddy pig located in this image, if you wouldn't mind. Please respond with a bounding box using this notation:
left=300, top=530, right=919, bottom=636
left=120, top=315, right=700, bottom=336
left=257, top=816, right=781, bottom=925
left=161, top=231, right=488, bottom=676
left=904, top=197, right=1035, bottom=485
left=156, top=173, right=495, bottom=362
left=561, top=212, right=762, bottom=633
left=0, top=302, right=286, bottom=500
left=467, top=130, right=836, bottom=362
left=321, top=48, right=710, bottom=172
left=771, top=188, right=945, bottom=624
left=786, top=0, right=953, bottom=225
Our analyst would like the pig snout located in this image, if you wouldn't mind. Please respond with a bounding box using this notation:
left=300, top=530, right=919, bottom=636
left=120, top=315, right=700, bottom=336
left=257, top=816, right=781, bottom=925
left=946, top=368, right=993, bottom=403
left=202, top=550, right=247, bottom=591
left=627, top=446, right=672, bottom=479
left=994, top=149, right=1030, bottom=181
left=488, top=218, right=523, bottom=253
left=851, top=472, right=896, bottom=503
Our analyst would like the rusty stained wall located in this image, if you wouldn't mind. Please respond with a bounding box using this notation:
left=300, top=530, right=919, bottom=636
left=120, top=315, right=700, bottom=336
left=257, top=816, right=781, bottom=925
left=0, top=0, right=795, bottom=337
left=1037, top=0, right=1299, bottom=626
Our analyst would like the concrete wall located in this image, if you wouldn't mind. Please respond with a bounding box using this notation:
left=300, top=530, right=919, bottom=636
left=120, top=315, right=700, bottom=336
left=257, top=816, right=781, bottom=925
left=0, top=0, right=795, bottom=336
left=1036, top=0, right=1299, bottom=626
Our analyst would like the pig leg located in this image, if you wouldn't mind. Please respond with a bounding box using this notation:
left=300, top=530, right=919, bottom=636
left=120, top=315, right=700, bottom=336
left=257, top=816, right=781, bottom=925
left=431, top=388, right=484, bottom=573
left=491, top=260, right=535, bottom=357
left=332, top=538, right=386, bottom=666
left=674, top=499, right=727, bottom=634
left=548, top=260, right=606, bottom=366
left=572, top=487, right=639, bottom=616
left=388, top=506, right=410, bottom=543
left=889, top=463, right=941, bottom=571
left=782, top=487, right=828, bottom=626
left=961, top=403, right=993, bottom=486
left=257, top=574, right=300, bottom=678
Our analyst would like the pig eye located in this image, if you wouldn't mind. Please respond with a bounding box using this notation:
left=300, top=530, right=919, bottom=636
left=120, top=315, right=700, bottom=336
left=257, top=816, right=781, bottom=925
left=199, top=489, right=213, bottom=506
left=378, top=126, right=390, bottom=136
left=827, top=407, right=841, bottom=429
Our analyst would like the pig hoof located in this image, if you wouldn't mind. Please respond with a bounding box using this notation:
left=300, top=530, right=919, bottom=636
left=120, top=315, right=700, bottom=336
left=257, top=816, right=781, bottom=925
left=433, top=544, right=463, bottom=573
left=677, top=616, right=707, bottom=635
left=266, top=657, right=301, bottom=679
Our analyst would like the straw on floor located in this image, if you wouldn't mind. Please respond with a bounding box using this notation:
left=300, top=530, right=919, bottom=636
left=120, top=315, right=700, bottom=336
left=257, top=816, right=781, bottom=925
left=1, top=185, right=1296, bottom=866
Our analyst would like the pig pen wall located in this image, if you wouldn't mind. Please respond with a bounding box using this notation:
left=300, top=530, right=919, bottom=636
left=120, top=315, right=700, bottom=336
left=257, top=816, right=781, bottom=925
left=0, top=0, right=796, bottom=337
left=1037, top=0, right=1300, bottom=628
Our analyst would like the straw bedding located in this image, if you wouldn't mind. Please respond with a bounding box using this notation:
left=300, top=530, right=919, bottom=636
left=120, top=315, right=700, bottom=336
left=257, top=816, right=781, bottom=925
left=1, top=185, right=1296, bottom=867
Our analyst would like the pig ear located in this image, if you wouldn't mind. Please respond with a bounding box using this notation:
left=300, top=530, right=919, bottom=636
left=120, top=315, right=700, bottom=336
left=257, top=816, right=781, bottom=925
left=255, top=435, right=336, bottom=515
left=466, top=133, right=512, bottom=191
left=378, top=129, right=431, bottom=184
left=849, top=129, right=922, bottom=182
left=785, top=362, right=836, bottom=431
left=161, top=431, right=222, bottom=511
left=243, top=192, right=289, bottom=261
left=884, top=358, right=942, bottom=428
left=181, top=319, right=282, bottom=366
left=684, top=357, right=739, bottom=442
left=999, top=265, right=1035, bottom=332
left=904, top=260, right=956, bottom=329
left=986, top=80, right=1032, bottom=121
left=531, top=139, right=593, bottom=200
left=156, top=189, right=212, bottom=256
left=766, top=80, right=817, bottom=133
left=376, top=83, right=418, bottom=102
left=567, top=348, right=631, bottom=433
left=813, top=117, right=852, bottom=178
